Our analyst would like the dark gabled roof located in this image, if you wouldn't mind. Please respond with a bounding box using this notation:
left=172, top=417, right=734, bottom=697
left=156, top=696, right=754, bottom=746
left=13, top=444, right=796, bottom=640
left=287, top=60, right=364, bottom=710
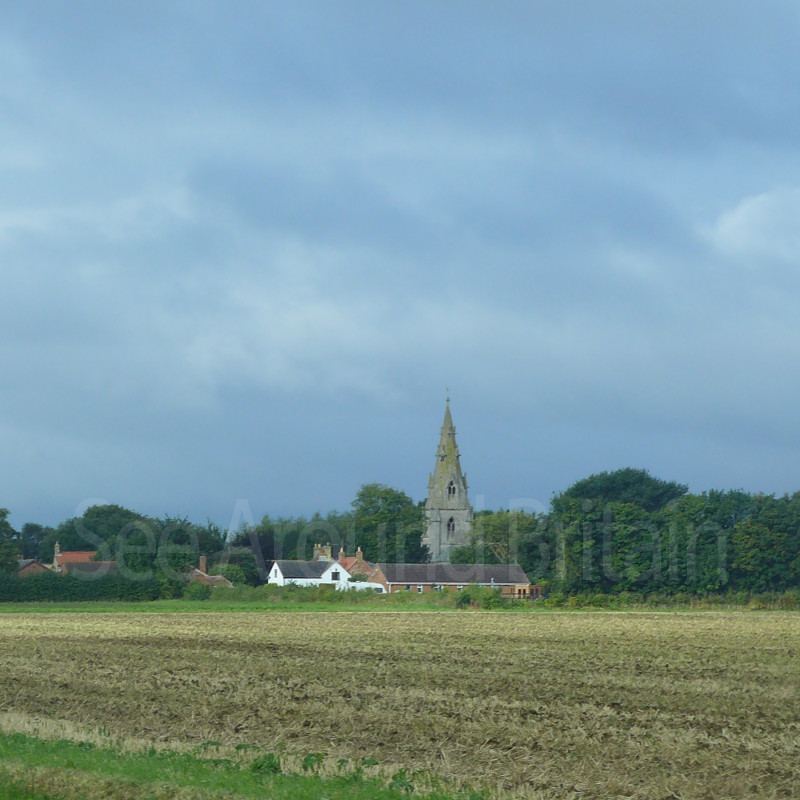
left=62, top=561, right=117, bottom=576
left=18, top=558, right=49, bottom=568
left=376, top=563, right=530, bottom=586
left=274, top=560, right=341, bottom=579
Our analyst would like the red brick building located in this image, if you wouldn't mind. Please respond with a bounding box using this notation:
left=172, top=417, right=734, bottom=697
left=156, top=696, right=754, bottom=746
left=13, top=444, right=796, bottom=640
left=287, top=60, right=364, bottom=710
left=374, top=563, right=540, bottom=598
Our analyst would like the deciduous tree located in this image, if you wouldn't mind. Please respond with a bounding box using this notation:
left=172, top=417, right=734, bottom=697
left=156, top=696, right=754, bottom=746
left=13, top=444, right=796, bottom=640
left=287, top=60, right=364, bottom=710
left=0, top=509, right=19, bottom=574
left=351, top=484, right=425, bottom=562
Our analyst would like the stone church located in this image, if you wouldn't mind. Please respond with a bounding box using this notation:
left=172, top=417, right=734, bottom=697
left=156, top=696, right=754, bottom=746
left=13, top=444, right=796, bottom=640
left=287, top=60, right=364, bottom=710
left=422, top=399, right=473, bottom=562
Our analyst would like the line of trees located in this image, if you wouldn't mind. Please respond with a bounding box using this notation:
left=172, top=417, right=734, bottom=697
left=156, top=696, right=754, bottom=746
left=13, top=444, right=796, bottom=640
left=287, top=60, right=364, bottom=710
left=231, top=483, right=426, bottom=568
left=4, top=469, right=800, bottom=597
left=0, top=484, right=427, bottom=589
left=452, top=468, right=800, bottom=595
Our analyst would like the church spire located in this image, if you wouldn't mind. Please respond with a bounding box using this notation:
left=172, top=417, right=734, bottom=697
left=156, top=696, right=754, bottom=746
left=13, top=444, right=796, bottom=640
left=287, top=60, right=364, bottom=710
left=433, top=398, right=463, bottom=483
left=422, top=397, right=473, bottom=562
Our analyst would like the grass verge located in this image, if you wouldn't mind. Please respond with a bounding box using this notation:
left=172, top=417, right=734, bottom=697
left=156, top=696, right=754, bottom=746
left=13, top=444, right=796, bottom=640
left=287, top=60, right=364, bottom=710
left=0, top=732, right=481, bottom=800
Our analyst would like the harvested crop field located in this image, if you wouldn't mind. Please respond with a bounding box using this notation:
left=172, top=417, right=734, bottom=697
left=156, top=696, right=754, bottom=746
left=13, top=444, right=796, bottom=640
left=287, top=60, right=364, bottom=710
left=0, top=611, right=798, bottom=799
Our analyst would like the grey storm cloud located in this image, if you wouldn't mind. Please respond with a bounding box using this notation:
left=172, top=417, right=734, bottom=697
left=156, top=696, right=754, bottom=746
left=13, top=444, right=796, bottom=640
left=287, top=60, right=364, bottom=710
left=2, top=1, right=800, bottom=528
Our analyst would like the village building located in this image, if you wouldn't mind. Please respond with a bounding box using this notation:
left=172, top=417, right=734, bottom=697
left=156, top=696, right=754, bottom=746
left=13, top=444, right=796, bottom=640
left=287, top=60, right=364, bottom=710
left=337, top=545, right=382, bottom=582
left=268, top=559, right=353, bottom=589
left=187, top=555, right=234, bottom=587
left=256, top=402, right=536, bottom=597
left=17, top=559, right=50, bottom=578
left=186, top=568, right=234, bottom=588
left=312, top=543, right=335, bottom=561
left=422, top=399, right=473, bottom=562
left=52, top=542, right=97, bottom=574
left=375, top=563, right=539, bottom=598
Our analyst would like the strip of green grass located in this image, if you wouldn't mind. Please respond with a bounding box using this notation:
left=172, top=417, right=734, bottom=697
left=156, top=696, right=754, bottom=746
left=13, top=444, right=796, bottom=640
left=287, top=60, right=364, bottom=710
left=0, top=732, right=479, bottom=800
left=0, top=784, right=54, bottom=800
left=0, top=599, right=456, bottom=614
left=0, top=599, right=794, bottom=614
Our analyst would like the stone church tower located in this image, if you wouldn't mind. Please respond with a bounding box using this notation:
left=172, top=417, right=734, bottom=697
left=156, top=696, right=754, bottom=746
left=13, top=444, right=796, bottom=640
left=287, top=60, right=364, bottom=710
left=422, top=399, right=473, bottom=562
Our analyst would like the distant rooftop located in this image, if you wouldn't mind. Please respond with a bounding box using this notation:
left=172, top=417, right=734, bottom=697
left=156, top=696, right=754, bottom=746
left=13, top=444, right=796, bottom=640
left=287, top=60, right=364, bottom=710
left=377, top=563, right=530, bottom=585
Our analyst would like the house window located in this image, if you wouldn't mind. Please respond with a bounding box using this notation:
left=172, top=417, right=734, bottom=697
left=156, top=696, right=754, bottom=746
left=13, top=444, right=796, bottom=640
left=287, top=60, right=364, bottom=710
left=331, top=571, right=340, bottom=581
left=417, top=585, right=424, bottom=593
left=446, top=517, right=455, bottom=535
left=456, top=585, right=463, bottom=590
left=448, top=481, right=456, bottom=497
left=404, top=584, right=411, bottom=591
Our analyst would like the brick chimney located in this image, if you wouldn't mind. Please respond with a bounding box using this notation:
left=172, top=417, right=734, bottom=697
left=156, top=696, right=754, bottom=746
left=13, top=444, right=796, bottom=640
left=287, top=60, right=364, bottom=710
left=313, top=543, right=332, bottom=562
left=199, top=555, right=207, bottom=574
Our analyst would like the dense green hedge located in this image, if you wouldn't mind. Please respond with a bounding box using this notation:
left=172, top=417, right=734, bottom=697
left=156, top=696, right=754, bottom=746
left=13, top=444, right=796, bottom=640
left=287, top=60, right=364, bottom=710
left=537, top=589, right=800, bottom=610
left=0, top=572, right=163, bottom=602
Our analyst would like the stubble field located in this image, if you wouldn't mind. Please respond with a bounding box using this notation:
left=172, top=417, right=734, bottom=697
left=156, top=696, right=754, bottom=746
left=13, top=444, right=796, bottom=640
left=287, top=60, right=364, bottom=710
left=0, top=610, right=798, bottom=799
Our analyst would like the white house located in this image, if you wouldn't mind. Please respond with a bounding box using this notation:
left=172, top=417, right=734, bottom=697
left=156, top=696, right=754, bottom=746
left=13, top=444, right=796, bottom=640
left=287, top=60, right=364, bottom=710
left=268, top=559, right=352, bottom=589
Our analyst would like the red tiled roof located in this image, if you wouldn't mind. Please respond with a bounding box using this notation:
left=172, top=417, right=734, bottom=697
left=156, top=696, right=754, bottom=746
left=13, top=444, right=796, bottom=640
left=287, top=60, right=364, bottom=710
left=56, top=551, right=96, bottom=568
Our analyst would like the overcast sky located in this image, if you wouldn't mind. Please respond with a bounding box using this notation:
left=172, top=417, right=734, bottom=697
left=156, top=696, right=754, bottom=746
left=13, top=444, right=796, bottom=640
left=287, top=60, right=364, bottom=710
left=3, top=1, right=800, bottom=529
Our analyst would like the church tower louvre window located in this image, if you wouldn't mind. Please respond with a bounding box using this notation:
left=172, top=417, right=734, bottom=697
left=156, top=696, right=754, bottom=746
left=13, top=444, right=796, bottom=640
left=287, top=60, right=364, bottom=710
left=421, top=398, right=473, bottom=562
